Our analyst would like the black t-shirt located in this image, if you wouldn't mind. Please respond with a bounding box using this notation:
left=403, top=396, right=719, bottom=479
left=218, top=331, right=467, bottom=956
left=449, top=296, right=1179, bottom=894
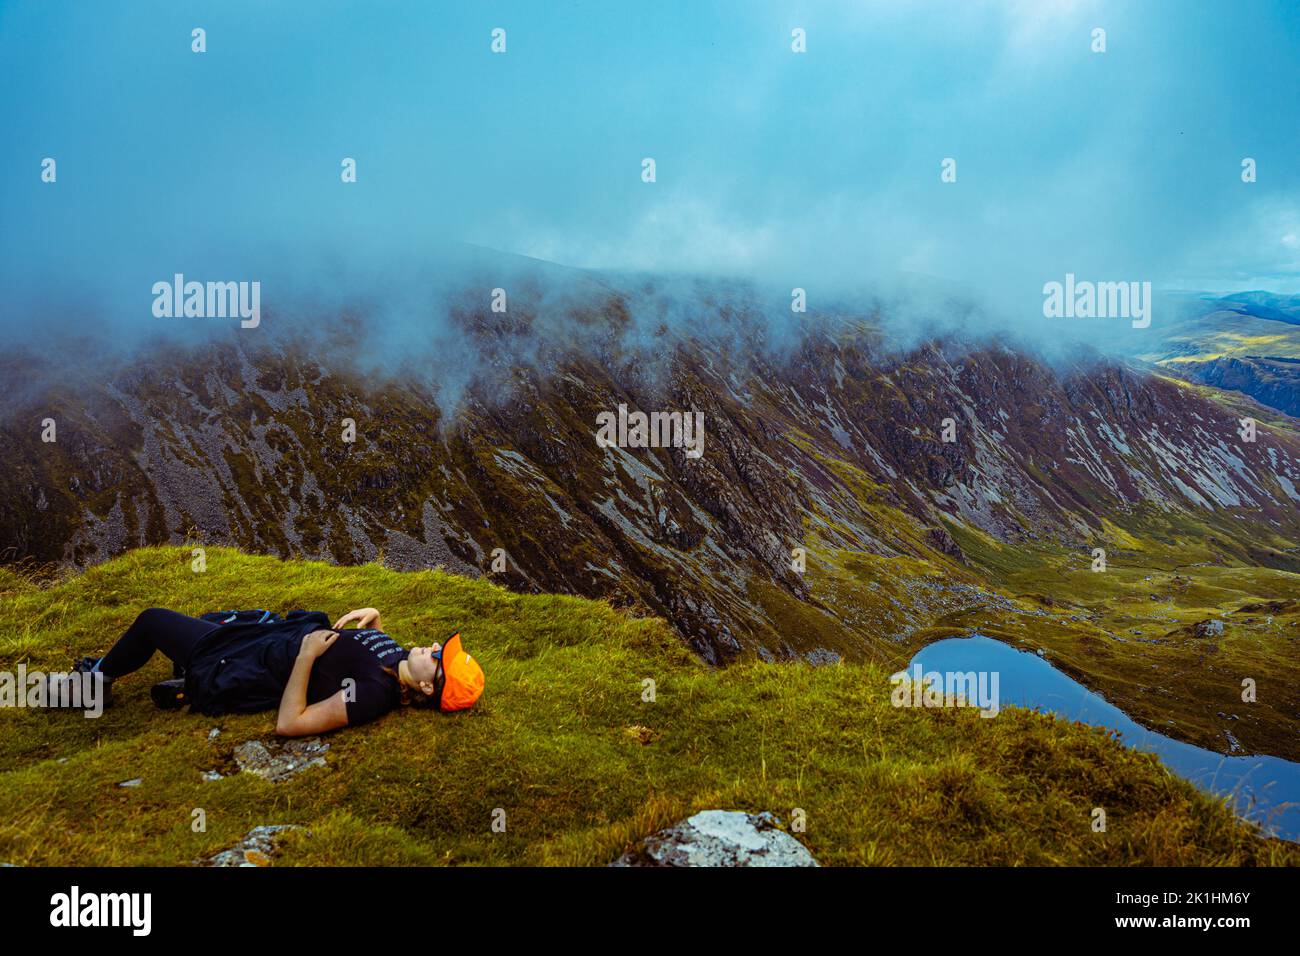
left=305, top=628, right=410, bottom=727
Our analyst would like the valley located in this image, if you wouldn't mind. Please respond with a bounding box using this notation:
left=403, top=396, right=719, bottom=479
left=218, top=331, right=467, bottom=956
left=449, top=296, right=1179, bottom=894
left=5, top=285, right=1300, bottom=766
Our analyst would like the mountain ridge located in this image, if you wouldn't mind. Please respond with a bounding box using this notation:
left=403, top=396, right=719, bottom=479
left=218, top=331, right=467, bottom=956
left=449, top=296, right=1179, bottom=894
left=7, top=293, right=1300, bottom=760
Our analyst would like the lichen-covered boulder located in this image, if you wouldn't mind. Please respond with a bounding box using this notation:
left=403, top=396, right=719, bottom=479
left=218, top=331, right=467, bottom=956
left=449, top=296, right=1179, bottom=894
left=611, top=810, right=818, bottom=867
left=201, top=825, right=304, bottom=867
left=233, top=737, right=328, bottom=782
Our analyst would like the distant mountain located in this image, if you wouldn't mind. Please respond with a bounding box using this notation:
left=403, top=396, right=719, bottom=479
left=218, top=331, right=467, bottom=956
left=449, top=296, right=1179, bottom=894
left=1173, top=355, right=1300, bottom=418
left=7, top=279, right=1300, bottom=667
left=1205, top=290, right=1300, bottom=326
left=1121, top=290, right=1300, bottom=417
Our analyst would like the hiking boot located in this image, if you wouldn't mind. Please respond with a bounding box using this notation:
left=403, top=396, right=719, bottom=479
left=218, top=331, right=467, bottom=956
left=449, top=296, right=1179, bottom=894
left=72, top=656, right=102, bottom=675
left=44, top=669, right=113, bottom=710
left=150, top=679, right=188, bottom=710
left=69, top=656, right=114, bottom=709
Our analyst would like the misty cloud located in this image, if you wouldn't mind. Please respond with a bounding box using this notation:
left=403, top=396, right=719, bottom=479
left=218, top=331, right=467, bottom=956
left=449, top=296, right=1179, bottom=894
left=1, top=0, right=1297, bottom=408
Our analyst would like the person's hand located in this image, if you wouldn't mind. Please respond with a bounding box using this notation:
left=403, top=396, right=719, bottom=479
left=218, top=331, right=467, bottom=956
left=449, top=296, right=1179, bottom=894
left=333, top=607, right=380, bottom=629
left=299, top=629, right=340, bottom=661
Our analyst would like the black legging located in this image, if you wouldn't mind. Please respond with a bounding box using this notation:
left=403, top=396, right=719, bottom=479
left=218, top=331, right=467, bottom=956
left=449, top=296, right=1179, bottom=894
left=97, top=608, right=218, bottom=679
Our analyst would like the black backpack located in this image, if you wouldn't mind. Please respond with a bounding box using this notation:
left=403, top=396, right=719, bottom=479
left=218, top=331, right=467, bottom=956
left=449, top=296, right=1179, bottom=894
left=186, top=609, right=332, bottom=715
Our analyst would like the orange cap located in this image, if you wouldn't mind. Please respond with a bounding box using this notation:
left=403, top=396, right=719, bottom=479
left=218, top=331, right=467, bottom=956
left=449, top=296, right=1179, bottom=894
left=438, top=633, right=484, bottom=712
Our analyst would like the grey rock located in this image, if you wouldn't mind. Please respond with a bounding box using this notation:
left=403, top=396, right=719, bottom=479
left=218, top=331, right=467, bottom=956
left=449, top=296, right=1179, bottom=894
left=803, top=647, right=841, bottom=666
left=611, top=810, right=818, bottom=867
left=233, top=738, right=329, bottom=783
left=200, top=825, right=304, bottom=867
left=1194, top=619, right=1225, bottom=637
left=201, top=770, right=223, bottom=782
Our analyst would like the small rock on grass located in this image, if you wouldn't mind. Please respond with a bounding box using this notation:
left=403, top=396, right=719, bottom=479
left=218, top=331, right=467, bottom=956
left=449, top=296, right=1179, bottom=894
left=233, top=738, right=328, bottom=783
left=200, top=825, right=305, bottom=867
left=611, top=810, right=818, bottom=867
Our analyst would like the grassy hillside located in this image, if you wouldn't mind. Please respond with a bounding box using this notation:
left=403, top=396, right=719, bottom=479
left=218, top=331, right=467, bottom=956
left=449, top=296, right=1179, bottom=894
left=927, top=509, right=1300, bottom=763
left=1132, top=308, right=1300, bottom=363
left=0, top=547, right=1293, bottom=866
left=779, top=451, right=1300, bottom=762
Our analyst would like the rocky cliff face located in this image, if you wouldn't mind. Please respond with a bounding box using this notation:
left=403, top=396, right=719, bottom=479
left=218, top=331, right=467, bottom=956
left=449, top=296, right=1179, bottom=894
left=1175, top=355, right=1300, bottom=419
left=7, top=297, right=1300, bottom=664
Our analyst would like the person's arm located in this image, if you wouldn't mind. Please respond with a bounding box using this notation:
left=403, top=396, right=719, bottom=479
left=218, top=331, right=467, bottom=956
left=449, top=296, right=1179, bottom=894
left=276, top=630, right=349, bottom=736
left=333, top=607, right=382, bottom=630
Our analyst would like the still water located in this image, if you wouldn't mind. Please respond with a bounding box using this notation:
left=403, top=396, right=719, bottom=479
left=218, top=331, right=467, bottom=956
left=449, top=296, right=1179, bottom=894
left=909, top=635, right=1299, bottom=841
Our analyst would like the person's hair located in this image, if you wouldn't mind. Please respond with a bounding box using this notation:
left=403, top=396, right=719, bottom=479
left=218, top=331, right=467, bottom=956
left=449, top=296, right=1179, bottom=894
left=401, top=681, right=441, bottom=710
left=381, top=662, right=441, bottom=710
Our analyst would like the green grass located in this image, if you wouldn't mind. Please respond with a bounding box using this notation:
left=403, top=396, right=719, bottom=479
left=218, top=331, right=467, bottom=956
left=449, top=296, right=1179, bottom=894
left=0, top=546, right=1293, bottom=866
left=928, top=511, right=1300, bottom=761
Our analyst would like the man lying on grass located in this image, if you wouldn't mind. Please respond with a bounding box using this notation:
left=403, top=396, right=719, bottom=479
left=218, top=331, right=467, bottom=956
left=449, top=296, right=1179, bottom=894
left=52, top=606, right=484, bottom=734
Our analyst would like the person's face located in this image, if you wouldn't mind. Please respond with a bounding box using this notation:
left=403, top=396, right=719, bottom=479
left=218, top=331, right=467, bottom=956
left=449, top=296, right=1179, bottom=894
left=407, top=643, right=444, bottom=698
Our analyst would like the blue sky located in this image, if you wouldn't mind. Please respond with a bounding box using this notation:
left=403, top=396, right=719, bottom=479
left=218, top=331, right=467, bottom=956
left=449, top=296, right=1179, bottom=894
left=2, top=0, right=1299, bottom=336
